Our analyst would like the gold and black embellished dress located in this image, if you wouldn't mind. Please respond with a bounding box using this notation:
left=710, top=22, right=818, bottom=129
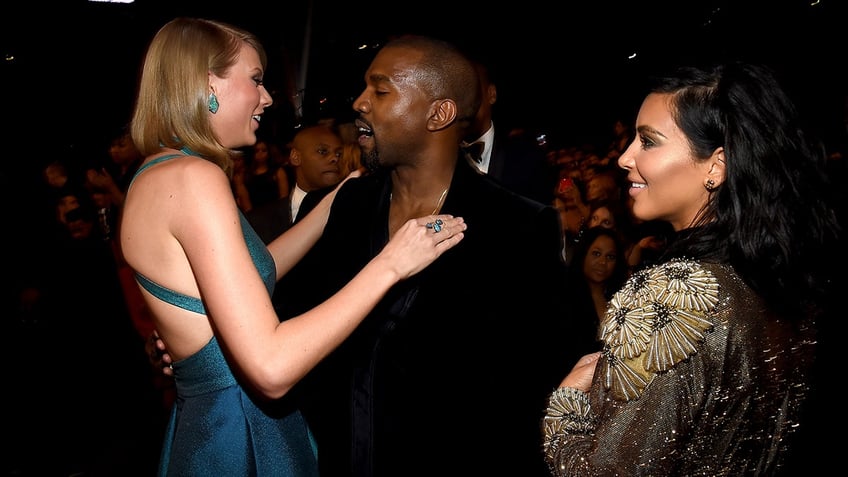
left=542, top=259, right=816, bottom=476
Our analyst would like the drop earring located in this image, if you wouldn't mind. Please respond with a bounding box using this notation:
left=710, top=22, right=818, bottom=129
left=705, top=179, right=716, bottom=191
left=208, top=92, right=219, bottom=114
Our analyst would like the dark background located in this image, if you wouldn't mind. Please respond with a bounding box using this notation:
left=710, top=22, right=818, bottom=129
left=1, top=2, right=842, bottom=473
left=2, top=0, right=846, bottom=164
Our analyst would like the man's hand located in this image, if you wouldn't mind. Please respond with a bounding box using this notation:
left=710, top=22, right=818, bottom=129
left=146, top=330, right=174, bottom=377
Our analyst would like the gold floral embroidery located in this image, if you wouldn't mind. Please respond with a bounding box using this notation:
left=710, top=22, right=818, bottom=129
left=599, top=259, right=719, bottom=401
left=542, top=387, right=594, bottom=463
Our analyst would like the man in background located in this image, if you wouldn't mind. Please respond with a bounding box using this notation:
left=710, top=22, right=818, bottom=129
left=246, top=123, right=344, bottom=243
left=461, top=55, right=558, bottom=206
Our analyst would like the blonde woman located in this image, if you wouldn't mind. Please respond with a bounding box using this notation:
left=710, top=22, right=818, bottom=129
left=122, top=18, right=465, bottom=475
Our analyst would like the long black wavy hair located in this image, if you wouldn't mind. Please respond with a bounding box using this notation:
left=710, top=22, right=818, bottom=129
left=653, top=62, right=841, bottom=317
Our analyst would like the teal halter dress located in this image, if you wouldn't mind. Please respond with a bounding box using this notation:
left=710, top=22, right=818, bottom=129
left=131, top=151, right=319, bottom=476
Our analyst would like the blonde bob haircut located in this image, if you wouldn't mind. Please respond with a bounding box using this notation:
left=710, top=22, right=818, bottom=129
left=130, top=17, right=267, bottom=177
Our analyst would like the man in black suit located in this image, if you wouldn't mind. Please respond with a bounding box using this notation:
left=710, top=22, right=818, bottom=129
left=461, top=56, right=558, bottom=206
left=245, top=123, right=343, bottom=243
left=245, top=123, right=346, bottom=318
left=278, top=35, right=593, bottom=477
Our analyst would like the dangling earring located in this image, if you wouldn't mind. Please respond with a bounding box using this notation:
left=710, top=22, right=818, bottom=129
left=704, top=179, right=716, bottom=191
left=208, top=92, right=219, bottom=114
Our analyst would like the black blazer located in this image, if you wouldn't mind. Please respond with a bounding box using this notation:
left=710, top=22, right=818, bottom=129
left=280, top=157, right=589, bottom=477
left=245, top=185, right=333, bottom=245
left=295, top=185, right=332, bottom=223
left=486, top=129, right=557, bottom=206
left=267, top=185, right=333, bottom=316
left=244, top=195, right=294, bottom=245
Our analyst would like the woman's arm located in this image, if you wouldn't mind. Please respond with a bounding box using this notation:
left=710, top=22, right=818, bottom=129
left=179, top=164, right=464, bottom=400
left=266, top=169, right=361, bottom=279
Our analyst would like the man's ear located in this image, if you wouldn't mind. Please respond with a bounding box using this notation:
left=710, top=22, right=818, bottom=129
left=289, top=149, right=302, bottom=166
left=706, top=147, right=726, bottom=188
left=487, top=84, right=497, bottom=106
left=427, top=99, right=457, bottom=131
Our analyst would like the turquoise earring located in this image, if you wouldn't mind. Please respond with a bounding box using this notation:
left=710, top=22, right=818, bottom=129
left=208, top=92, right=219, bottom=114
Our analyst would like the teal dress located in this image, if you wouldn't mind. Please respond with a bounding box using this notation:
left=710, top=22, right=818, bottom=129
left=131, top=152, right=319, bottom=477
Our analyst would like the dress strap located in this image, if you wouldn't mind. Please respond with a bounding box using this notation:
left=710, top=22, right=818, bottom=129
left=129, top=153, right=185, bottom=188
left=136, top=272, right=206, bottom=314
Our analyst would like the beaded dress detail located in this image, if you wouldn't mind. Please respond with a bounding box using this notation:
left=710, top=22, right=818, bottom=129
left=542, top=259, right=816, bottom=476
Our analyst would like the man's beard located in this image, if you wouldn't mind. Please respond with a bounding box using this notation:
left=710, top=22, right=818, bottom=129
left=362, top=148, right=382, bottom=173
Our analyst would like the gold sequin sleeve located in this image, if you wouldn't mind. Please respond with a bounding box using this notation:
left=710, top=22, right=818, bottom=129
left=541, top=259, right=816, bottom=476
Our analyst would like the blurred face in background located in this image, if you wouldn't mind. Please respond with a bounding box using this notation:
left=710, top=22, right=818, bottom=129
left=109, top=133, right=142, bottom=167
left=44, top=162, right=69, bottom=189
left=65, top=207, right=95, bottom=240
left=588, top=205, right=615, bottom=229
left=582, top=234, right=618, bottom=285
left=252, top=141, right=270, bottom=166
left=290, top=127, right=343, bottom=191
left=56, top=194, right=81, bottom=224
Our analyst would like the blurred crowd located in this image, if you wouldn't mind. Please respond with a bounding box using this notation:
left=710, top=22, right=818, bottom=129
left=4, top=36, right=846, bottom=476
